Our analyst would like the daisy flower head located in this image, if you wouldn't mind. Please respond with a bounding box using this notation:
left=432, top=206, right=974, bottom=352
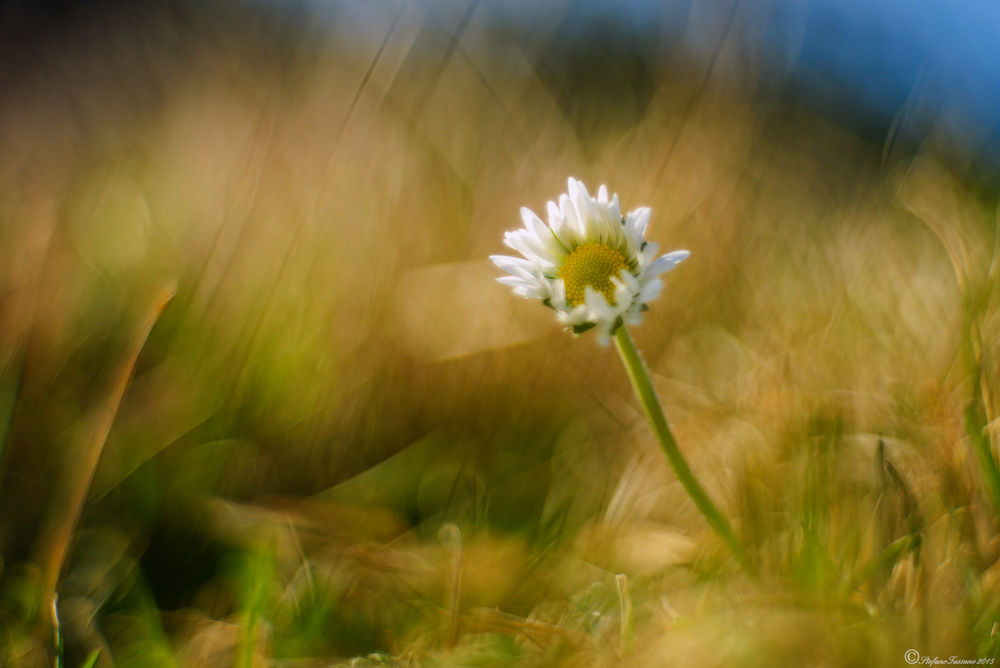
left=491, top=178, right=689, bottom=344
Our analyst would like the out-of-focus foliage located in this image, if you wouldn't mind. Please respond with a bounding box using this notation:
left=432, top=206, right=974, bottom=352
left=0, top=1, right=999, bottom=666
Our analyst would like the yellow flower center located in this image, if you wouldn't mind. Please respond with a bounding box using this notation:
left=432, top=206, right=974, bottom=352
left=558, top=242, right=628, bottom=305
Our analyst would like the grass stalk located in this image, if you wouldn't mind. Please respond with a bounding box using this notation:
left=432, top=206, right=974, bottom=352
left=615, top=573, right=634, bottom=650
left=34, top=282, right=175, bottom=659
left=51, top=593, right=62, bottom=668
left=440, top=524, right=464, bottom=649
left=964, top=313, right=1000, bottom=515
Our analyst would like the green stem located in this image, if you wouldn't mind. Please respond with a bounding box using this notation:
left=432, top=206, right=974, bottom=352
left=613, top=326, right=751, bottom=574
left=964, top=312, right=1000, bottom=516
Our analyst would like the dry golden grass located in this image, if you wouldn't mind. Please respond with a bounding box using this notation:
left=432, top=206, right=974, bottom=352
left=0, top=3, right=998, bottom=666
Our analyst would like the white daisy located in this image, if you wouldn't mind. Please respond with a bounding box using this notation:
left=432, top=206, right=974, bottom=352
left=491, top=177, right=689, bottom=344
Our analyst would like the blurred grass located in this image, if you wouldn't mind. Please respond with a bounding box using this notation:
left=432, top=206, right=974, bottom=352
left=1, top=1, right=1000, bottom=666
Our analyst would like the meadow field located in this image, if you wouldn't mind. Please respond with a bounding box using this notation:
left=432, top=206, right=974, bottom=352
left=1, top=2, right=999, bottom=666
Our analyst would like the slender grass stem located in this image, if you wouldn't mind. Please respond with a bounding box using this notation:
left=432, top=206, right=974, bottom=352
left=51, top=593, right=62, bottom=668
left=34, top=282, right=175, bottom=662
left=615, top=573, right=634, bottom=650
left=439, top=524, right=463, bottom=649
left=613, top=326, right=751, bottom=574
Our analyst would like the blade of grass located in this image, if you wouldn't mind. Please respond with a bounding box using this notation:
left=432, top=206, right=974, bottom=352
left=80, top=649, right=101, bottom=668
left=964, top=313, right=1000, bottom=514
left=0, top=357, right=21, bottom=491
left=33, top=282, right=176, bottom=656
left=52, top=592, right=62, bottom=668
left=615, top=573, right=634, bottom=651
left=439, top=523, right=463, bottom=649
left=841, top=534, right=918, bottom=597
left=237, top=544, right=275, bottom=668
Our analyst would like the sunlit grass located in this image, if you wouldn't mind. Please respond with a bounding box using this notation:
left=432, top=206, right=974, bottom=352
left=1, top=4, right=999, bottom=666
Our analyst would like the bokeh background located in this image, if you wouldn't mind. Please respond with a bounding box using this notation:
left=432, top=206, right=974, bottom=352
left=1, top=0, right=999, bottom=665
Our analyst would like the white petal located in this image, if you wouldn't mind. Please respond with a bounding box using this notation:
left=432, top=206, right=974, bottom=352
left=595, top=323, right=613, bottom=346
left=583, top=286, right=616, bottom=324
left=648, top=250, right=690, bottom=276
left=490, top=254, right=537, bottom=278
left=570, top=182, right=595, bottom=232
left=567, top=177, right=588, bottom=201
left=551, top=278, right=568, bottom=307
left=612, top=279, right=632, bottom=311
left=496, top=275, right=535, bottom=289
left=522, top=206, right=566, bottom=256
left=497, top=276, right=547, bottom=298
left=504, top=230, right=556, bottom=269
left=550, top=216, right=576, bottom=249
left=501, top=234, right=538, bottom=263
left=624, top=307, right=644, bottom=325
left=597, top=184, right=608, bottom=202
left=512, top=226, right=550, bottom=257
left=558, top=193, right=580, bottom=234
left=638, top=240, right=660, bottom=267
left=570, top=304, right=590, bottom=324
left=546, top=200, right=561, bottom=223
left=557, top=302, right=589, bottom=326
left=618, top=268, right=640, bottom=294
left=520, top=206, right=544, bottom=229
left=598, top=202, right=621, bottom=241
left=628, top=207, right=651, bottom=239
left=638, top=277, right=663, bottom=303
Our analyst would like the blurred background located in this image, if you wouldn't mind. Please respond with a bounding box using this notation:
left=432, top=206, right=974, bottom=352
left=1, top=0, right=999, bottom=665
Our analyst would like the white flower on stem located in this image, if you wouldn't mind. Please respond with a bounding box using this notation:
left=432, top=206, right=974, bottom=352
left=491, top=178, right=689, bottom=344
